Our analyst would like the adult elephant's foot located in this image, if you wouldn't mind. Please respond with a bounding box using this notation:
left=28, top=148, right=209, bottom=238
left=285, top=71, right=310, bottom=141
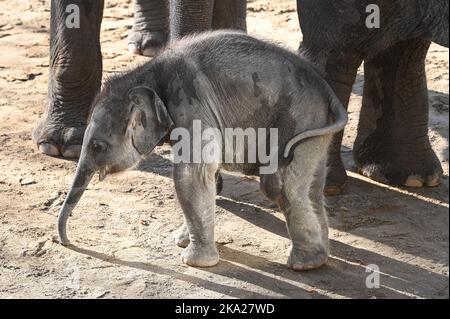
left=33, top=115, right=85, bottom=158
left=128, top=31, right=167, bottom=57
left=324, top=160, right=347, bottom=196
left=355, top=38, right=442, bottom=188
left=32, top=62, right=100, bottom=159
left=324, top=132, right=348, bottom=196
left=128, top=0, right=168, bottom=57
left=34, top=0, right=104, bottom=158
left=354, top=137, right=442, bottom=188
left=32, top=67, right=97, bottom=159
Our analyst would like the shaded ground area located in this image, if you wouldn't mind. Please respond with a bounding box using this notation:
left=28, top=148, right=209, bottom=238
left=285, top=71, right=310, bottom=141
left=0, top=0, right=448, bottom=298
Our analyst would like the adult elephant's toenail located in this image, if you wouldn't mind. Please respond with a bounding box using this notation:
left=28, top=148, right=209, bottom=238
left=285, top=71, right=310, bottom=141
left=426, top=174, right=441, bottom=187
left=142, top=47, right=158, bottom=57
left=62, top=145, right=82, bottom=158
left=324, top=185, right=343, bottom=196
left=404, top=175, right=424, bottom=188
left=39, top=143, right=60, bottom=156
left=128, top=43, right=141, bottom=55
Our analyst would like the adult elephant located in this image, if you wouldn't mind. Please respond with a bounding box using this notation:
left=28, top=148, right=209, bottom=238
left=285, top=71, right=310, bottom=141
left=34, top=0, right=448, bottom=194
left=297, top=0, right=449, bottom=194
left=32, top=0, right=246, bottom=158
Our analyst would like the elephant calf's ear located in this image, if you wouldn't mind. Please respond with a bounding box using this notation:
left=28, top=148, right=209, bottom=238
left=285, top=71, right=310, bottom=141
left=128, top=87, right=174, bottom=128
left=127, top=87, right=174, bottom=155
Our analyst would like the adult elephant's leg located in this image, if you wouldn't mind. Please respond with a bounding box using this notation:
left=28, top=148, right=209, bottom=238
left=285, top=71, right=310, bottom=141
left=296, top=0, right=363, bottom=195
left=354, top=38, right=442, bottom=187
left=212, top=0, right=247, bottom=31
left=128, top=0, right=169, bottom=56
left=319, top=53, right=362, bottom=195
left=169, top=0, right=214, bottom=40
left=33, top=0, right=104, bottom=158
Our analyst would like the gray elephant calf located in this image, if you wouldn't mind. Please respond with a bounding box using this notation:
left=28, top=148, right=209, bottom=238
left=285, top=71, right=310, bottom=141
left=57, top=31, right=347, bottom=270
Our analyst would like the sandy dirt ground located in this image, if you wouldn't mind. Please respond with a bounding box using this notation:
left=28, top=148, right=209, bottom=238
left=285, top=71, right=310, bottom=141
left=0, top=0, right=448, bottom=299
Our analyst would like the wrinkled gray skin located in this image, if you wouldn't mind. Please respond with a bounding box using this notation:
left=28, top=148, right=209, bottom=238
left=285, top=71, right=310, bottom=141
left=57, top=31, right=347, bottom=270
left=297, top=0, right=449, bottom=194
left=33, top=0, right=246, bottom=158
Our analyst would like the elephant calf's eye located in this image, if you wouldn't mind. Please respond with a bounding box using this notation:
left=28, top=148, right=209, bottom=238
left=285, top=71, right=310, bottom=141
left=91, top=140, right=108, bottom=153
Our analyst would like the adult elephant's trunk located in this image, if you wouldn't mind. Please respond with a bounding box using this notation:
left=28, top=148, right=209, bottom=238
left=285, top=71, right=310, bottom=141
left=58, top=155, right=95, bottom=245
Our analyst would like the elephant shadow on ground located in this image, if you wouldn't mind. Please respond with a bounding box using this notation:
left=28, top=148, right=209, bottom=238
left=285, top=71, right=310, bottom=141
left=66, top=244, right=273, bottom=299
left=215, top=172, right=448, bottom=298
left=67, top=179, right=448, bottom=299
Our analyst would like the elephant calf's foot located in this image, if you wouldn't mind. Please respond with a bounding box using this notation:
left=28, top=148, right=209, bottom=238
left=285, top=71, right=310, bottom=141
left=287, top=244, right=328, bottom=271
left=128, top=31, right=167, bottom=57
left=181, top=243, right=219, bottom=267
left=173, top=224, right=190, bottom=248
left=32, top=116, right=85, bottom=158
left=355, top=147, right=443, bottom=188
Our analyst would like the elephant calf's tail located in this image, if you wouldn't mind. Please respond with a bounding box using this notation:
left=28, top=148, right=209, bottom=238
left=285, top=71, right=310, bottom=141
left=283, top=90, right=348, bottom=158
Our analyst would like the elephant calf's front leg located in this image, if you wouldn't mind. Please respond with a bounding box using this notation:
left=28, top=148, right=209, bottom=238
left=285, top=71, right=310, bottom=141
left=173, top=163, right=219, bottom=267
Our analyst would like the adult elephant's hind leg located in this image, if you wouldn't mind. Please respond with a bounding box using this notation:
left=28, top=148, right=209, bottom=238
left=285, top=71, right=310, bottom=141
left=33, top=0, right=104, bottom=158
left=319, top=53, right=362, bottom=195
left=354, top=38, right=442, bottom=188
left=128, top=0, right=169, bottom=56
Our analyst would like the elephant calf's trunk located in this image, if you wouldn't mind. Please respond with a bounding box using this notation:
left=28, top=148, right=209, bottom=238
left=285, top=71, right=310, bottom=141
left=57, top=161, right=95, bottom=245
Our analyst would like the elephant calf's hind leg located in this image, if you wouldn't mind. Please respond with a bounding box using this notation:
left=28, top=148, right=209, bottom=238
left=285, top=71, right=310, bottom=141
left=262, top=136, right=331, bottom=271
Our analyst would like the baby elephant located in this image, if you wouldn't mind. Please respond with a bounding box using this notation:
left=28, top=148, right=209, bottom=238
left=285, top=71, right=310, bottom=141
left=57, top=31, right=347, bottom=271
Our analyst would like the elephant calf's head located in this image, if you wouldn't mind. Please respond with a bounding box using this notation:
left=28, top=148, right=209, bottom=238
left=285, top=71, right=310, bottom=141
left=57, top=86, right=174, bottom=245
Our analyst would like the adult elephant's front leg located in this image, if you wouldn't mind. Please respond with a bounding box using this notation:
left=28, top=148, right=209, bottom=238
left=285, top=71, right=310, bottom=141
left=169, top=0, right=214, bottom=40
left=169, top=0, right=246, bottom=41
left=33, top=0, right=104, bottom=158
left=128, top=0, right=169, bottom=56
left=212, top=0, right=247, bottom=31
left=354, top=38, right=442, bottom=188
